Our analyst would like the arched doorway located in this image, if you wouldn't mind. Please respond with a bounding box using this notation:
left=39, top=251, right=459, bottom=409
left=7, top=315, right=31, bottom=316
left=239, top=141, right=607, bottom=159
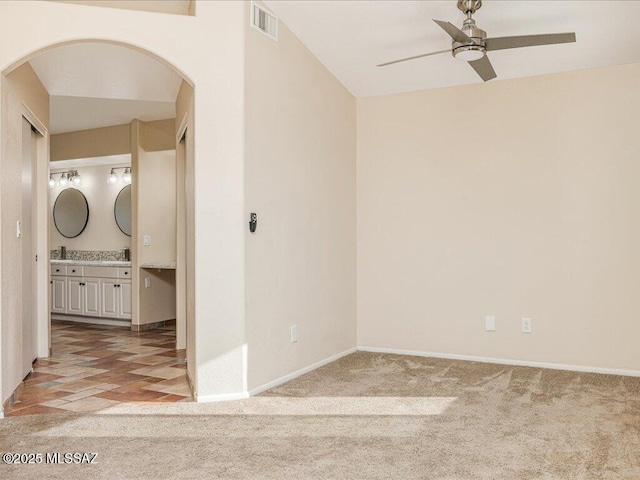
left=1, top=40, right=196, bottom=415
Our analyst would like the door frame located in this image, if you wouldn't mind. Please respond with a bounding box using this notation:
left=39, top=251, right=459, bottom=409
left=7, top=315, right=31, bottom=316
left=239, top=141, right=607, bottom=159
left=21, top=103, right=50, bottom=361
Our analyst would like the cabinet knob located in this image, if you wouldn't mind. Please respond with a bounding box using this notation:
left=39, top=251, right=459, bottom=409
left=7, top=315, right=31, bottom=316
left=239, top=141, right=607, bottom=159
left=72, top=269, right=76, bottom=273
left=124, top=272, right=128, bottom=275
left=56, top=269, right=60, bottom=272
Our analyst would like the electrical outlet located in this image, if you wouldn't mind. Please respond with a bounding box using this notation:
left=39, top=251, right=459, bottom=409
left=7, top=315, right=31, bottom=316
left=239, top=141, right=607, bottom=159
left=290, top=325, right=297, bottom=343
left=144, top=277, right=151, bottom=288
left=485, top=316, right=496, bottom=331
left=522, top=317, right=532, bottom=334
left=143, top=235, right=151, bottom=246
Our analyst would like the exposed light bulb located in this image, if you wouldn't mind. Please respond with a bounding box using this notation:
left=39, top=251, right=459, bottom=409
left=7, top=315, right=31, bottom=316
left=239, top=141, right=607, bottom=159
left=108, top=169, right=117, bottom=184
left=123, top=168, right=132, bottom=184
left=49, top=175, right=56, bottom=188
left=72, top=172, right=81, bottom=185
left=59, top=173, right=68, bottom=187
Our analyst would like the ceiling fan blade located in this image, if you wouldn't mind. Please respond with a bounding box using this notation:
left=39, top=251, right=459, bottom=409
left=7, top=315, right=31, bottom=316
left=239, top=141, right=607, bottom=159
left=433, top=19, right=471, bottom=44
left=468, top=55, right=497, bottom=82
left=377, top=49, right=449, bottom=67
left=485, top=32, right=576, bottom=51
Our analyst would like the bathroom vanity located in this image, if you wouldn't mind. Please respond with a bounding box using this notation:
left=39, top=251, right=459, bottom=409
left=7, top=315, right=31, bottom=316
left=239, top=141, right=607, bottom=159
left=50, top=260, right=132, bottom=324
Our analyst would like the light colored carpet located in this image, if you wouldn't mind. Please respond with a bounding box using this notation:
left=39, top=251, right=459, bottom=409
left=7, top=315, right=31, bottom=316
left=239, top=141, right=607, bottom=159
left=1, top=351, right=640, bottom=479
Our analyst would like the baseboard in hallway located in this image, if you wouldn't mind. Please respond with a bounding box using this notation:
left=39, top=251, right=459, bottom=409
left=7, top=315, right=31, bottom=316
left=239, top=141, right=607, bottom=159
left=358, top=346, right=640, bottom=378
left=132, top=319, right=176, bottom=332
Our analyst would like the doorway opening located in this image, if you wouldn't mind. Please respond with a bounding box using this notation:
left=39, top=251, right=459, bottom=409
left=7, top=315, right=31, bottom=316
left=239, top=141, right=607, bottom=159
left=2, top=41, right=195, bottom=416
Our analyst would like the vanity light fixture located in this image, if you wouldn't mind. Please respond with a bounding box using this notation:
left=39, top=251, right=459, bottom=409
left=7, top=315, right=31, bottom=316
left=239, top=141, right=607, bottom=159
left=51, top=170, right=81, bottom=188
left=107, top=166, right=132, bottom=184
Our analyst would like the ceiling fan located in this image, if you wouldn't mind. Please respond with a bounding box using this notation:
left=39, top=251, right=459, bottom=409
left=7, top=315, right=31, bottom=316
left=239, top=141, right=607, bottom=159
left=377, top=0, right=576, bottom=82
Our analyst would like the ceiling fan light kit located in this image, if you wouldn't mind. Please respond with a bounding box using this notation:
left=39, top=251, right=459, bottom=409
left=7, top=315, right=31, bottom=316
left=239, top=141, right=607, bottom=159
left=378, top=0, right=576, bottom=82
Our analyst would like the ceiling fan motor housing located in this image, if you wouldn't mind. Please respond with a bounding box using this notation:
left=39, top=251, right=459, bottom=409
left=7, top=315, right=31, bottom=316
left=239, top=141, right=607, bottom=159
left=452, top=18, right=487, bottom=61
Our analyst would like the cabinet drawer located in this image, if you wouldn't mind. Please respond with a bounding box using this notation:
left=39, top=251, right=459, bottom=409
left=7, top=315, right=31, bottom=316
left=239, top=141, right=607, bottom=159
left=67, top=266, right=84, bottom=277
left=51, top=265, right=67, bottom=276
left=118, top=268, right=131, bottom=279
left=84, top=266, right=119, bottom=279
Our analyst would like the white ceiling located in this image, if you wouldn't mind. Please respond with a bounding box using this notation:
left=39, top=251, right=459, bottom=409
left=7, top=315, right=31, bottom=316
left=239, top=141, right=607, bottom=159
left=265, top=1, right=640, bottom=97
left=30, top=43, right=182, bottom=134
left=49, top=96, right=175, bottom=134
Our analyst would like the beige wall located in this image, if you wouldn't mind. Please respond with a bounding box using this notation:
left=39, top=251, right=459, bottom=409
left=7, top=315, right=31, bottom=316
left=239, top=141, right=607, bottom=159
left=139, top=269, right=176, bottom=325
left=131, top=119, right=177, bottom=327
left=245, top=12, right=357, bottom=391
left=50, top=124, right=130, bottom=161
left=1, top=63, right=49, bottom=403
left=136, top=149, right=176, bottom=265
left=1, top=0, right=247, bottom=401
left=50, top=119, right=172, bottom=162
left=142, top=118, right=174, bottom=153
left=49, top=164, right=131, bottom=252
left=357, top=63, right=640, bottom=371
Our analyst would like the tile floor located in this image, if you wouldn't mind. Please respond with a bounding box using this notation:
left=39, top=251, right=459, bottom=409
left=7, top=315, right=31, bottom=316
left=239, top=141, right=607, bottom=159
left=6, top=321, right=191, bottom=416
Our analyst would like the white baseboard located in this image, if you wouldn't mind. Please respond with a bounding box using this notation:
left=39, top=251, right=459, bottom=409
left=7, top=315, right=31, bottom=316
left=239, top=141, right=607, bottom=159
left=186, top=370, right=196, bottom=400
left=358, top=346, right=640, bottom=378
left=249, top=347, right=358, bottom=396
left=196, top=391, right=249, bottom=403
left=52, top=314, right=130, bottom=328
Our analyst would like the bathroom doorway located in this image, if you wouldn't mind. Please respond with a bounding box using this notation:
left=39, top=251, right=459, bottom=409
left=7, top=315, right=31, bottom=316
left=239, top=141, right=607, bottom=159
left=2, top=41, right=194, bottom=416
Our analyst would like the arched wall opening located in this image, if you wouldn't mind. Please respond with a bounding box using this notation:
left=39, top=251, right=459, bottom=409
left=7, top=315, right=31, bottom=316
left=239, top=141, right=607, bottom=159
left=0, top=1, right=248, bottom=414
left=0, top=39, right=199, bottom=412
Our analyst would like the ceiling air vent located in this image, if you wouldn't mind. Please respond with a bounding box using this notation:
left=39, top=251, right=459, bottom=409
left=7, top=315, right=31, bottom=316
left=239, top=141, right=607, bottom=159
left=251, top=2, right=278, bottom=41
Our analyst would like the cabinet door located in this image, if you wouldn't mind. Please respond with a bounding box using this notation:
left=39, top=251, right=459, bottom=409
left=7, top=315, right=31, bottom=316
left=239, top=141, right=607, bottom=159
left=51, top=277, right=67, bottom=314
left=67, top=278, right=83, bottom=315
left=83, top=278, right=101, bottom=317
left=101, top=280, right=119, bottom=318
left=118, top=281, right=132, bottom=320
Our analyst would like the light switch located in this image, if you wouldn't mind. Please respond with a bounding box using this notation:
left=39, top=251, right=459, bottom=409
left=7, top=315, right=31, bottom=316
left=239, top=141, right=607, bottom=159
left=16, top=220, right=21, bottom=238
left=144, top=277, right=151, bottom=288
left=143, top=235, right=151, bottom=246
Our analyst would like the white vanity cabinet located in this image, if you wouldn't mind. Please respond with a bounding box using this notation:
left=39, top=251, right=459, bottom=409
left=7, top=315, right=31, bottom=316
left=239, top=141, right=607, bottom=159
left=50, top=263, right=131, bottom=321
left=119, top=281, right=132, bottom=319
left=67, top=277, right=84, bottom=315
left=66, top=275, right=101, bottom=317
left=51, top=272, right=67, bottom=315
left=100, top=279, right=132, bottom=320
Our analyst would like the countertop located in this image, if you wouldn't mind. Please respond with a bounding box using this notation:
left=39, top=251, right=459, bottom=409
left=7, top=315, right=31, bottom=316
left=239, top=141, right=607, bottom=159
left=50, top=260, right=131, bottom=267
left=140, top=262, right=177, bottom=270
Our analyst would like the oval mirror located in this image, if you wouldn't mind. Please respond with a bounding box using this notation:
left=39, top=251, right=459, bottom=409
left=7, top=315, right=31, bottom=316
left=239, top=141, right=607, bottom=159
left=53, top=188, right=89, bottom=238
left=114, top=184, right=132, bottom=236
